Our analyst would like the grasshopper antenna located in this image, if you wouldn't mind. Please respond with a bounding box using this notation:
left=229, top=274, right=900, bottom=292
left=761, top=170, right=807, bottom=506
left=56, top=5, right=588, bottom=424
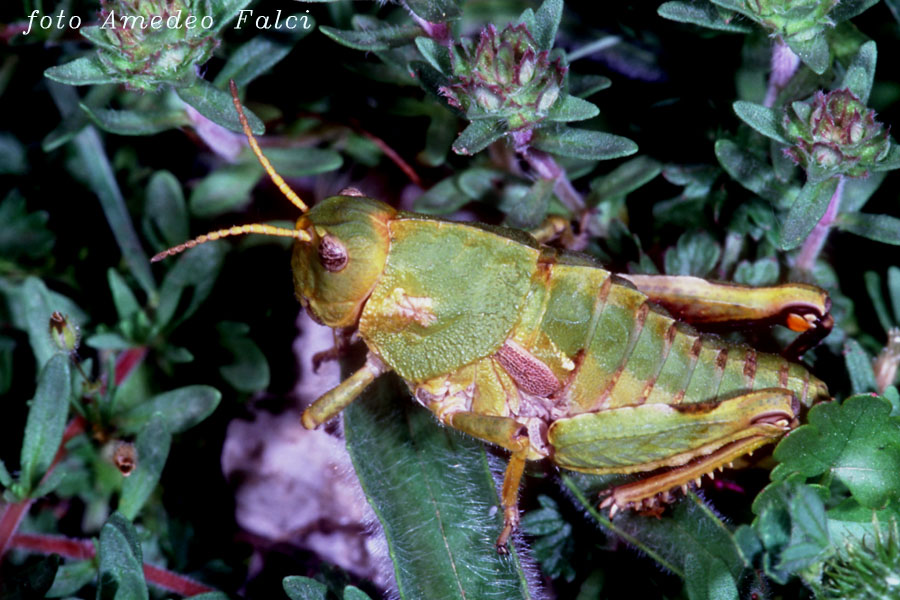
left=229, top=79, right=308, bottom=213
left=151, top=81, right=313, bottom=263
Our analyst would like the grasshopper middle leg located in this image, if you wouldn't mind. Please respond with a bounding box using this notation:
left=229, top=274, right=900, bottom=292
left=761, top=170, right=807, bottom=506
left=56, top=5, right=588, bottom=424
left=450, top=412, right=536, bottom=552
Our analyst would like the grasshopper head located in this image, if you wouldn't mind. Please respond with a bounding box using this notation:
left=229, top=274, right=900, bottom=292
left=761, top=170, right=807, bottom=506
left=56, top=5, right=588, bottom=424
left=151, top=82, right=396, bottom=329
left=292, top=192, right=396, bottom=328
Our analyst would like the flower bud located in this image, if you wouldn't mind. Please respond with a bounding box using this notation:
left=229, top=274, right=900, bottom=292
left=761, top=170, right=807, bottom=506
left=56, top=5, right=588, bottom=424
left=49, top=311, right=80, bottom=354
left=783, top=89, right=891, bottom=178
left=440, top=23, right=567, bottom=130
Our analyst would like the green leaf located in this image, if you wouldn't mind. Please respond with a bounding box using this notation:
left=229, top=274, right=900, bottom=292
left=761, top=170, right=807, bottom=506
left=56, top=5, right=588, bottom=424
left=452, top=120, right=507, bottom=156
left=773, top=396, right=900, bottom=508
left=836, top=213, right=900, bottom=245
left=414, top=176, right=468, bottom=214
left=188, top=162, right=260, bottom=219
left=505, top=178, right=555, bottom=229
left=210, top=0, right=254, bottom=33
left=343, top=587, right=372, bottom=600
left=344, top=377, right=535, bottom=600
left=665, top=231, right=721, bottom=277
left=217, top=321, right=270, bottom=393
left=0, top=133, right=27, bottom=174
left=96, top=512, right=148, bottom=600
left=775, top=485, right=830, bottom=573
left=531, top=126, right=638, bottom=160
left=521, top=495, right=576, bottom=582
left=831, top=0, right=882, bottom=22
left=788, top=33, right=831, bottom=75
left=321, top=21, right=422, bottom=51
left=143, top=170, right=189, bottom=250
left=0, top=459, right=12, bottom=488
left=3, top=555, right=60, bottom=598
left=44, top=56, right=119, bottom=86
left=864, top=271, right=894, bottom=334
left=871, top=145, right=900, bottom=173
left=213, top=21, right=313, bottom=88
left=108, top=269, right=140, bottom=323
left=844, top=339, right=878, bottom=394
left=177, top=79, right=264, bottom=136
left=843, top=41, right=877, bottom=104
left=154, top=243, right=226, bottom=332
left=119, top=418, right=172, bottom=520
left=415, top=36, right=451, bottom=75
left=283, top=576, right=328, bottom=600
left=733, top=258, right=779, bottom=286
left=69, top=125, right=157, bottom=297
left=714, top=139, right=795, bottom=202
left=116, top=385, right=221, bottom=435
left=80, top=103, right=190, bottom=136
left=0, top=191, right=55, bottom=259
left=405, top=0, right=462, bottom=22
left=46, top=560, right=96, bottom=598
left=546, top=95, right=600, bottom=122
left=532, top=0, right=563, bottom=51
left=658, top=2, right=752, bottom=33
left=458, top=168, right=501, bottom=200
left=780, top=177, right=840, bottom=251
left=264, top=147, right=344, bottom=178
left=841, top=169, right=885, bottom=212
left=684, top=554, right=738, bottom=600
left=890, top=266, right=900, bottom=325
left=589, top=155, right=662, bottom=205
left=733, top=101, right=788, bottom=144
left=19, top=354, right=72, bottom=496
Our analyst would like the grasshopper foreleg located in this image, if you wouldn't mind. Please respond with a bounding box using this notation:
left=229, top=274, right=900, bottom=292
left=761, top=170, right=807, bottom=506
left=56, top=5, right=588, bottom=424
left=301, top=353, right=388, bottom=429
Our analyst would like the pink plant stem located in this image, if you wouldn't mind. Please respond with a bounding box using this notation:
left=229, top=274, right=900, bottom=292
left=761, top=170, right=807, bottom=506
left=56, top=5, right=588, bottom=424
left=764, top=39, right=801, bottom=108
left=520, top=147, right=585, bottom=212
left=795, top=175, right=846, bottom=272
left=9, top=533, right=215, bottom=596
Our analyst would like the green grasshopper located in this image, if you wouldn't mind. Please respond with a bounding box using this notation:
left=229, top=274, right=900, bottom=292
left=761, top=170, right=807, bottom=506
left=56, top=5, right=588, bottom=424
left=154, top=82, right=832, bottom=551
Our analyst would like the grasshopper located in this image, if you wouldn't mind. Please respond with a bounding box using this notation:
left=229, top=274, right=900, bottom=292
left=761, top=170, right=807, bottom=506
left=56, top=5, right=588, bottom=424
left=154, top=82, right=832, bottom=551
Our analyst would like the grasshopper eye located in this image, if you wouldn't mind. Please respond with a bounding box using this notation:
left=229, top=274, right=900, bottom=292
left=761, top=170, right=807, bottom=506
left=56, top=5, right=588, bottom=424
left=318, top=234, right=348, bottom=272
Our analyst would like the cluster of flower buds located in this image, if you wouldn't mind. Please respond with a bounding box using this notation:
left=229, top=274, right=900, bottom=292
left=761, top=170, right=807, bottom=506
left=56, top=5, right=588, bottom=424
left=783, top=89, right=890, bottom=178
left=743, top=0, right=839, bottom=42
left=441, top=23, right=566, bottom=130
left=96, top=0, right=219, bottom=91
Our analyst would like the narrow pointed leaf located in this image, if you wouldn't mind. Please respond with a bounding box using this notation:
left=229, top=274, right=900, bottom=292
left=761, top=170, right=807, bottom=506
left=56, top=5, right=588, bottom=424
left=844, top=339, right=878, bottom=394
left=403, top=0, right=461, bottom=22
left=119, top=418, right=172, bottom=520
left=177, top=79, right=264, bottom=136
left=70, top=126, right=157, bottom=296
left=547, top=95, right=600, bottom=122
left=780, top=177, right=839, bottom=250
left=452, top=120, right=506, bottom=156
left=843, top=41, right=877, bottom=103
left=96, top=513, right=148, bottom=600
left=320, top=22, right=421, bottom=51
left=344, top=378, right=534, bottom=600
left=20, top=354, right=71, bottom=496
left=283, top=577, right=327, bottom=600
left=116, top=385, right=221, bottom=435
left=787, top=34, right=830, bottom=75
left=80, top=104, right=190, bottom=135
left=532, top=126, right=637, bottom=160
left=533, top=0, right=563, bottom=50
left=836, top=213, right=900, bottom=245
left=44, top=57, right=119, bottom=86
left=733, top=102, right=787, bottom=143
left=658, top=2, right=752, bottom=33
